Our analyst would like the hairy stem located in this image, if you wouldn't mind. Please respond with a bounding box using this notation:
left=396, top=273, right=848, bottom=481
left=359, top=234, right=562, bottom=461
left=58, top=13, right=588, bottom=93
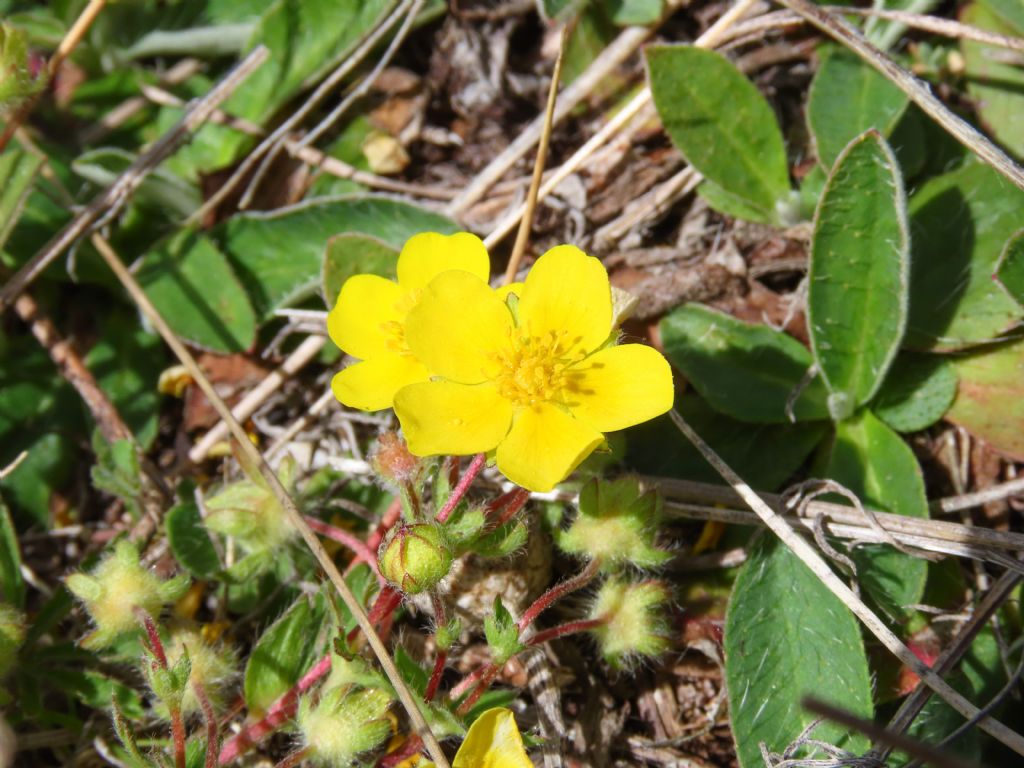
left=517, top=558, right=601, bottom=632
left=436, top=453, right=486, bottom=523
left=304, top=515, right=383, bottom=583
left=529, top=617, right=607, bottom=646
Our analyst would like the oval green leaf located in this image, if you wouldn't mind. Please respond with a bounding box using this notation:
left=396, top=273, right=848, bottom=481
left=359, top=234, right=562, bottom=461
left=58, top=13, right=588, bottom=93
left=809, top=130, right=909, bottom=420
left=807, top=48, right=909, bottom=169
left=321, top=232, right=398, bottom=308
left=872, top=353, right=958, bottom=433
left=135, top=231, right=257, bottom=354
left=947, top=336, right=1024, bottom=461
left=906, top=162, right=1024, bottom=350
left=725, top=536, right=872, bottom=768
left=646, top=45, right=792, bottom=225
left=660, top=304, right=830, bottom=423
left=166, top=501, right=221, bottom=579
left=994, top=229, right=1024, bottom=309
left=824, top=410, right=928, bottom=620
left=216, top=195, right=458, bottom=322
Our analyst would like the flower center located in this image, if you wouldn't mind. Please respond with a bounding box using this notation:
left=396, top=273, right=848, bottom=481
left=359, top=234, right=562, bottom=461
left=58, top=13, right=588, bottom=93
left=380, top=289, right=422, bottom=355
left=491, top=331, right=584, bottom=406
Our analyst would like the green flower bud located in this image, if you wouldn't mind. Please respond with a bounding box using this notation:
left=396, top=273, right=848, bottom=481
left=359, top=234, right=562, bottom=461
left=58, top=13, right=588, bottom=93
left=557, top=478, right=670, bottom=570
left=162, top=626, right=237, bottom=717
left=205, top=456, right=298, bottom=553
left=435, top=617, right=462, bottom=652
left=378, top=523, right=453, bottom=595
left=323, top=652, right=387, bottom=694
left=588, top=578, right=671, bottom=669
left=65, top=540, right=191, bottom=650
left=297, top=686, right=392, bottom=766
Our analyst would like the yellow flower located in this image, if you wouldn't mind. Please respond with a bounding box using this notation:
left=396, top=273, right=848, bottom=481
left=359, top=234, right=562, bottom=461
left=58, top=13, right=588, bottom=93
left=394, top=245, right=674, bottom=492
left=452, top=707, right=533, bottom=768
left=328, top=232, right=490, bottom=411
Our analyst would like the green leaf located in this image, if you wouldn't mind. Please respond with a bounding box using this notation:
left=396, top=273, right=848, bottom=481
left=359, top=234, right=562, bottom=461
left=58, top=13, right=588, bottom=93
left=947, top=336, right=1024, bottom=460
left=725, top=536, right=872, bottom=768
left=824, top=410, right=928, bottom=619
left=994, top=230, right=1024, bottom=309
left=646, top=45, right=793, bottom=225
left=166, top=501, right=221, bottom=579
left=135, top=231, right=257, bottom=353
left=394, top=646, right=430, bottom=697
left=607, top=0, right=663, bottom=26
left=962, top=3, right=1024, bottom=160
left=979, top=0, right=1024, bottom=31
left=321, top=232, right=398, bottom=308
left=244, top=592, right=329, bottom=716
left=84, top=312, right=164, bottom=449
left=0, top=148, right=42, bottom=250
left=626, top=397, right=826, bottom=491
left=216, top=196, right=458, bottom=321
left=906, top=162, right=1024, bottom=350
left=0, top=498, right=24, bottom=607
left=809, top=130, right=909, bottom=420
left=807, top=48, right=909, bottom=169
left=72, top=148, right=201, bottom=218
left=660, top=304, right=830, bottom=423
left=871, top=354, right=957, bottom=433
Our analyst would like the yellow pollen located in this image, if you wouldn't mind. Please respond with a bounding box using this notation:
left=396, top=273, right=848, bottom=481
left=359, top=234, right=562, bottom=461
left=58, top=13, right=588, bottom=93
left=379, top=289, right=422, bottom=355
left=492, top=331, right=583, bottom=406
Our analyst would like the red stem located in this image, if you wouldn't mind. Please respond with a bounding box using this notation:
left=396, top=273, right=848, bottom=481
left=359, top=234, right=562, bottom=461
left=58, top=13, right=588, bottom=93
left=138, top=612, right=185, bottom=768
left=424, top=650, right=447, bottom=703
left=436, top=453, right=486, bottom=523
left=450, top=663, right=495, bottom=700
left=379, top=736, right=422, bottom=767
left=529, top=617, right=608, bottom=646
left=194, top=682, right=219, bottom=768
left=304, top=515, right=383, bottom=584
left=456, top=664, right=500, bottom=716
left=347, top=586, right=402, bottom=645
left=273, top=747, right=310, bottom=768
left=517, top=558, right=601, bottom=632
left=487, top=487, right=530, bottom=527
left=218, top=654, right=332, bottom=764
left=140, top=612, right=168, bottom=667
left=170, top=708, right=187, bottom=768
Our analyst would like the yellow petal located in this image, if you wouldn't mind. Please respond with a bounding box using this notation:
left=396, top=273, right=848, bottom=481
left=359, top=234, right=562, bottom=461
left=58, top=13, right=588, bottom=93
left=395, top=381, right=512, bottom=456
left=496, top=402, right=603, bottom=492
left=452, top=708, right=533, bottom=768
left=518, top=245, right=612, bottom=355
left=565, top=344, right=675, bottom=432
left=331, top=354, right=429, bottom=412
left=405, top=271, right=513, bottom=384
left=327, top=274, right=404, bottom=360
left=397, top=232, right=490, bottom=291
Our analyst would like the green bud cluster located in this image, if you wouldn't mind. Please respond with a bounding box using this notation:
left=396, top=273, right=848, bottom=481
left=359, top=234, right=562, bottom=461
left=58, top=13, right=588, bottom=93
left=0, top=24, right=44, bottom=114
left=145, top=645, right=192, bottom=712
left=297, top=685, right=393, bottom=766
left=588, top=578, right=671, bottom=669
left=378, top=523, right=453, bottom=595
left=558, top=477, right=670, bottom=570
left=162, top=626, right=237, bottom=716
left=65, top=540, right=190, bottom=649
left=484, top=597, right=523, bottom=665
left=205, top=456, right=298, bottom=553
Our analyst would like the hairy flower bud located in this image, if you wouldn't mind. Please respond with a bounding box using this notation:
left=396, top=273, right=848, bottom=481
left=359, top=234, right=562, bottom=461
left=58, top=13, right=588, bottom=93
left=378, top=523, right=453, bottom=595
left=65, top=540, right=190, bottom=649
left=370, top=432, right=422, bottom=485
left=297, top=686, right=392, bottom=766
left=205, top=456, right=298, bottom=553
left=588, top=578, right=671, bottom=669
left=162, top=626, right=237, bottom=716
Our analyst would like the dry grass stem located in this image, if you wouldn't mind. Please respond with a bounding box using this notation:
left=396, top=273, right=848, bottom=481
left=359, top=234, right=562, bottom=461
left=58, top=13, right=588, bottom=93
left=89, top=233, right=451, bottom=768
left=669, top=409, right=1024, bottom=757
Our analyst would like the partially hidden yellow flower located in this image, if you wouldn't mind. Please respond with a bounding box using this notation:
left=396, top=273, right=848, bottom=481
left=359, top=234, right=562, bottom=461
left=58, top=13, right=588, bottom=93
left=394, top=245, right=674, bottom=492
left=449, top=707, right=532, bottom=768
left=328, top=232, right=490, bottom=411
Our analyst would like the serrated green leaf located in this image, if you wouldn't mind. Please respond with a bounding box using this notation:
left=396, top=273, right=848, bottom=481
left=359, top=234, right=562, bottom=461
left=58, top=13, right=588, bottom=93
left=660, top=304, right=830, bottom=423
left=626, top=397, right=826, bottom=491
left=0, top=499, right=24, bottom=607
left=0, top=148, right=42, bottom=251
left=809, top=130, right=909, bottom=420
left=135, top=231, right=257, bottom=353
left=994, top=230, right=1024, bottom=309
left=724, top=536, right=872, bottom=768
left=807, top=48, right=909, bottom=168
left=244, top=592, right=329, bottom=716
left=321, top=232, right=398, bottom=308
left=166, top=501, right=220, bottom=579
left=962, top=3, right=1024, bottom=160
left=825, top=410, right=928, bottom=620
left=646, top=45, right=792, bottom=225
left=872, top=354, right=957, bottom=433
left=216, top=196, right=458, bottom=321
left=906, top=162, right=1024, bottom=350
left=947, top=336, right=1024, bottom=460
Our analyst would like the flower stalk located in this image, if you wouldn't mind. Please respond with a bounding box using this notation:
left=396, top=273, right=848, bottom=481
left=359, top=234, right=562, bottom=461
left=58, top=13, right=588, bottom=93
left=436, top=453, right=486, bottom=523
left=517, top=558, right=602, bottom=633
